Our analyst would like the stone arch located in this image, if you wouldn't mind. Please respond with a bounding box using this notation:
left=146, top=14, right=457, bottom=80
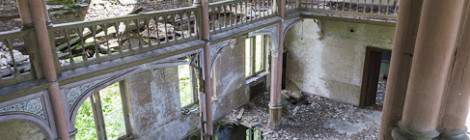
left=248, top=17, right=301, bottom=51
left=68, top=70, right=134, bottom=127
left=283, top=17, right=302, bottom=35
left=64, top=53, right=200, bottom=134
left=0, top=113, right=56, bottom=140
left=60, top=68, right=142, bottom=137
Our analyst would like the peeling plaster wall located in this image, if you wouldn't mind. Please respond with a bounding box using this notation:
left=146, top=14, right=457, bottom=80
left=126, top=67, right=199, bottom=140
left=0, top=120, right=47, bottom=140
left=124, top=38, right=251, bottom=139
left=211, top=38, right=250, bottom=121
left=285, top=19, right=395, bottom=105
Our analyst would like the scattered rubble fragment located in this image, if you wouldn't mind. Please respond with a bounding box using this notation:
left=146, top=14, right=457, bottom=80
left=223, top=91, right=382, bottom=140
left=0, top=42, right=30, bottom=77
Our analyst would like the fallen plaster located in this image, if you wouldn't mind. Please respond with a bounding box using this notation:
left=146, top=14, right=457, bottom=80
left=222, top=92, right=382, bottom=140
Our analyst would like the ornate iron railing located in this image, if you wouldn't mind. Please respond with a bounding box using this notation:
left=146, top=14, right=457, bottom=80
left=208, top=0, right=275, bottom=33
left=51, top=6, right=199, bottom=71
left=301, top=0, right=398, bottom=21
left=286, top=0, right=299, bottom=12
left=0, top=29, right=35, bottom=86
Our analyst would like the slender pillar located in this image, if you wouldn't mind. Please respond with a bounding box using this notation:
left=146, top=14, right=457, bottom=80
left=379, top=0, right=423, bottom=140
left=194, top=0, right=214, bottom=138
left=440, top=2, right=470, bottom=140
left=392, top=0, right=465, bottom=139
left=268, top=0, right=286, bottom=130
left=269, top=24, right=284, bottom=129
left=28, top=0, right=71, bottom=140
left=201, top=40, right=214, bottom=140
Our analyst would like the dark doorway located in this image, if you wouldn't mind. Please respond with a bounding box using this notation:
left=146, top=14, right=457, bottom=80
left=360, top=47, right=391, bottom=108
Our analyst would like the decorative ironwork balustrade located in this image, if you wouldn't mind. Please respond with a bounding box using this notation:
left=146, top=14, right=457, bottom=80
left=0, top=0, right=399, bottom=88
left=0, top=29, right=35, bottom=86
left=50, top=6, right=199, bottom=71
left=286, top=0, right=299, bottom=12
left=301, top=0, right=398, bottom=22
left=209, top=0, right=275, bottom=33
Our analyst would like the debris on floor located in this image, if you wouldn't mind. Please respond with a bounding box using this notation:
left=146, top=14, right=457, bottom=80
left=222, top=92, right=382, bottom=140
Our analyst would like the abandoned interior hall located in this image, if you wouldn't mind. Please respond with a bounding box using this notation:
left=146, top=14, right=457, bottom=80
left=2, top=0, right=470, bottom=140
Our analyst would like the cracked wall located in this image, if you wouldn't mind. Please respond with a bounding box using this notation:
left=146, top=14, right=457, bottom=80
left=285, top=19, right=395, bottom=105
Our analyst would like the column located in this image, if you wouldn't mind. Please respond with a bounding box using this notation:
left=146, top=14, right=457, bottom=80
left=392, top=0, right=465, bottom=139
left=268, top=0, right=286, bottom=130
left=26, top=0, right=71, bottom=140
left=28, top=0, right=70, bottom=140
left=269, top=24, right=284, bottom=129
left=194, top=0, right=214, bottom=138
left=379, top=0, right=423, bottom=140
left=440, top=2, right=470, bottom=140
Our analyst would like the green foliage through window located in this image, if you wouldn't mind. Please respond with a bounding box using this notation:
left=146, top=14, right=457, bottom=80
left=179, top=65, right=195, bottom=107
left=245, top=35, right=268, bottom=78
left=100, top=83, right=126, bottom=139
left=74, top=82, right=126, bottom=140
left=75, top=98, right=97, bottom=140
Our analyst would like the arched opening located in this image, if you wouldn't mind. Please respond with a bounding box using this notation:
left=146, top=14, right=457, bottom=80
left=74, top=82, right=130, bottom=140
left=0, top=119, right=48, bottom=140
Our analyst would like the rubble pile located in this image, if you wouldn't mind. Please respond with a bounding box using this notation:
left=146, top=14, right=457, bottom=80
left=0, top=42, right=30, bottom=78
left=223, top=91, right=382, bottom=140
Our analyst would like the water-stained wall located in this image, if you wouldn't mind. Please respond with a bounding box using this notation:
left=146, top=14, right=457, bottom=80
left=285, top=19, right=395, bottom=105
left=211, top=38, right=250, bottom=120
left=124, top=37, right=250, bottom=139
left=126, top=66, right=199, bottom=140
